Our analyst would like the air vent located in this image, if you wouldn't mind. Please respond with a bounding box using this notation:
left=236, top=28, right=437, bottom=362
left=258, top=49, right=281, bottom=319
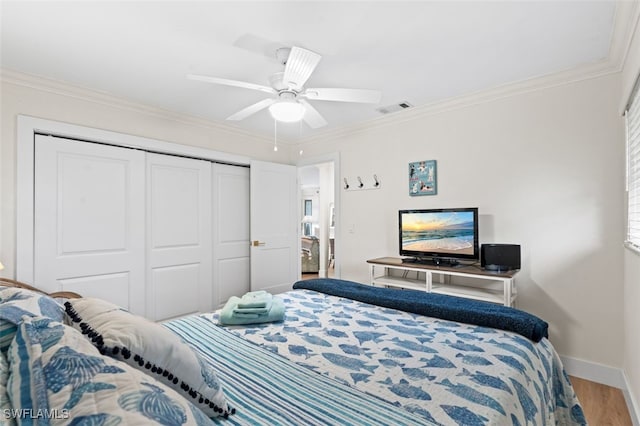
left=376, top=101, right=413, bottom=115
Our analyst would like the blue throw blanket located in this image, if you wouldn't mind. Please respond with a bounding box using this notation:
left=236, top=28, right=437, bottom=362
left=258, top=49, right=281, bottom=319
left=293, top=278, right=548, bottom=342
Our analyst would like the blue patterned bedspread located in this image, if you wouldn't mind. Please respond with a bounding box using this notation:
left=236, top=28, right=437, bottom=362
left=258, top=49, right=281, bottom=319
left=165, top=315, right=433, bottom=426
left=208, top=289, right=586, bottom=426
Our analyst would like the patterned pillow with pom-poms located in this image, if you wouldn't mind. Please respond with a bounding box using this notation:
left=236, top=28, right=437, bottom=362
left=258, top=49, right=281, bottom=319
left=65, top=298, right=233, bottom=418
left=6, top=315, right=217, bottom=425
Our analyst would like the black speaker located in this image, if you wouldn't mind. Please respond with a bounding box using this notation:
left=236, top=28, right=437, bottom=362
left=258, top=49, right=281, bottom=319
left=481, top=244, right=521, bottom=271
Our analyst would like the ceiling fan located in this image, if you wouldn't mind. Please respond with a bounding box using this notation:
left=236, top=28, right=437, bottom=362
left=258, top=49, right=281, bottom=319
left=187, top=46, right=382, bottom=129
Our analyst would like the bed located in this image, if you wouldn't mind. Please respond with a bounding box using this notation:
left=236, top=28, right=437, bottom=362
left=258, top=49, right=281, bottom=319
left=0, top=278, right=585, bottom=425
left=170, top=278, right=586, bottom=426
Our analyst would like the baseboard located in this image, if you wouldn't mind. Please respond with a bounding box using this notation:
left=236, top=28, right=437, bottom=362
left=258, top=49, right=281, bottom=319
left=561, top=355, right=639, bottom=425
left=561, top=355, right=626, bottom=388
left=623, top=372, right=640, bottom=426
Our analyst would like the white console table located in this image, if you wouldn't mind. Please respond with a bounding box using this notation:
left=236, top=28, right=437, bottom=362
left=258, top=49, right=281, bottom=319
left=367, top=257, right=518, bottom=307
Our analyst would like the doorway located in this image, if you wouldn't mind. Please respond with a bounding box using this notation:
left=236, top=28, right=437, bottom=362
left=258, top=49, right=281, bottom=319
left=298, top=161, right=336, bottom=280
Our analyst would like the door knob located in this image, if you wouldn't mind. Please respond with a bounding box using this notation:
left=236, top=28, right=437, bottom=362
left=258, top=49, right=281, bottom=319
left=251, top=240, right=265, bottom=247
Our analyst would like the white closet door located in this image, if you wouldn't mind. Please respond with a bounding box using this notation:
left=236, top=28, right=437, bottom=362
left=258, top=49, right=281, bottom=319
left=212, top=164, right=250, bottom=308
left=34, top=135, right=146, bottom=313
left=250, top=160, right=299, bottom=294
left=146, top=153, right=212, bottom=321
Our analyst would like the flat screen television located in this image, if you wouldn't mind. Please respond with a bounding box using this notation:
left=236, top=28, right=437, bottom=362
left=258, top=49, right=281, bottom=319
left=399, top=207, right=479, bottom=265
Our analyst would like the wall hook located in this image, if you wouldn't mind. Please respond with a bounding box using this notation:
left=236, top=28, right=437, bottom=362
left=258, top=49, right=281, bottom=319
left=343, top=178, right=349, bottom=190
left=357, top=176, right=364, bottom=188
left=373, top=174, right=380, bottom=187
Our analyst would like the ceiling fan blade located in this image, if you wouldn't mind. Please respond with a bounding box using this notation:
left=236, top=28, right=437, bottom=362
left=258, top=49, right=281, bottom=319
left=283, top=47, right=321, bottom=91
left=302, top=88, right=382, bottom=104
left=187, top=74, right=276, bottom=94
left=299, top=99, right=328, bottom=129
left=227, top=98, right=276, bottom=121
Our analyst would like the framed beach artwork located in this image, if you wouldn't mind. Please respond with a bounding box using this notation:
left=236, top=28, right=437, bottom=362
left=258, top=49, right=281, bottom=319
left=408, top=160, right=437, bottom=196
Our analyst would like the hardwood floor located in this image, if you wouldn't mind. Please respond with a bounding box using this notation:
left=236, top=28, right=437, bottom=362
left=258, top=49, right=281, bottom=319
left=299, top=268, right=334, bottom=280
left=570, top=376, right=633, bottom=425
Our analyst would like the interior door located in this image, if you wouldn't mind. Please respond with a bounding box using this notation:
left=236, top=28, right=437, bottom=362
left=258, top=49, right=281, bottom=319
left=34, top=135, right=146, bottom=313
left=146, top=153, right=212, bottom=321
left=250, top=160, right=299, bottom=294
left=212, top=164, right=250, bottom=308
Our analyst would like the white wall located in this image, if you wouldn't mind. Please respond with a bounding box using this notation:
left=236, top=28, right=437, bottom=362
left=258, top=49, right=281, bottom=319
left=620, top=8, right=640, bottom=419
left=298, top=73, right=625, bottom=367
left=0, top=52, right=631, bottom=383
left=0, top=72, right=292, bottom=278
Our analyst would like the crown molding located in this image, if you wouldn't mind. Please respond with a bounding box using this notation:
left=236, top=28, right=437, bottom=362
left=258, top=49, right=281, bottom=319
left=609, top=1, right=640, bottom=74
left=299, top=1, right=639, bottom=147
left=618, top=0, right=640, bottom=113
left=298, top=60, right=618, bottom=147
left=300, top=57, right=623, bottom=146
left=0, top=68, right=284, bottom=146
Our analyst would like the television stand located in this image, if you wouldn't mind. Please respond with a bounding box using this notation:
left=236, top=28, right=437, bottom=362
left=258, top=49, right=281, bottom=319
left=367, top=257, right=518, bottom=307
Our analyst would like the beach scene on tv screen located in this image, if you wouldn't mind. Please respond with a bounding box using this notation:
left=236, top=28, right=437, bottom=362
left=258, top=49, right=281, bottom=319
left=402, top=212, right=475, bottom=255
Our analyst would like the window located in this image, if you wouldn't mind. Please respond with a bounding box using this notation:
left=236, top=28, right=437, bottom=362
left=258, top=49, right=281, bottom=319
left=626, top=76, right=640, bottom=252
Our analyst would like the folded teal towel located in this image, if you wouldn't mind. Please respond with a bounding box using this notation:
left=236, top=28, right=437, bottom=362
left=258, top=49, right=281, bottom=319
left=237, top=291, right=273, bottom=309
left=233, top=299, right=273, bottom=315
left=220, top=296, right=285, bottom=325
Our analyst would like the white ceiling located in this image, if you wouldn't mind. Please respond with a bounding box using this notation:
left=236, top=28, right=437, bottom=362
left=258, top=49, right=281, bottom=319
left=0, top=1, right=618, bottom=141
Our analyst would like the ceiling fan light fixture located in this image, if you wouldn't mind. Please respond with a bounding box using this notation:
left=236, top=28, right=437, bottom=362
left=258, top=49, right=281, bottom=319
left=269, top=100, right=305, bottom=123
left=188, top=45, right=380, bottom=129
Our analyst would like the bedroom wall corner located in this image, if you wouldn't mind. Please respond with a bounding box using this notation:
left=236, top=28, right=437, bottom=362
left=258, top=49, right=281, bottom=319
left=561, top=355, right=639, bottom=425
left=624, top=370, right=640, bottom=426
left=620, top=5, right=640, bottom=423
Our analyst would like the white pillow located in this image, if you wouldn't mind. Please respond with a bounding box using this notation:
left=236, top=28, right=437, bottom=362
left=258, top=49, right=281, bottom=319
left=6, top=316, right=217, bottom=425
left=65, top=298, right=232, bottom=418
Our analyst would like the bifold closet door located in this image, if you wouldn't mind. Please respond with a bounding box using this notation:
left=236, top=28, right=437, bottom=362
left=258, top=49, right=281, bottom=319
left=146, top=153, right=212, bottom=321
left=34, top=135, right=146, bottom=314
left=212, top=163, right=250, bottom=308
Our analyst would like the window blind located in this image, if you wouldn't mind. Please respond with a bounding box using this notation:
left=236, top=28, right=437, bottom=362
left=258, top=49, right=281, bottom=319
left=626, top=77, right=640, bottom=251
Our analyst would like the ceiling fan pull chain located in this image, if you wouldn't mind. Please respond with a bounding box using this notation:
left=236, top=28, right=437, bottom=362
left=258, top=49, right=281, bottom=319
left=273, top=119, right=278, bottom=152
